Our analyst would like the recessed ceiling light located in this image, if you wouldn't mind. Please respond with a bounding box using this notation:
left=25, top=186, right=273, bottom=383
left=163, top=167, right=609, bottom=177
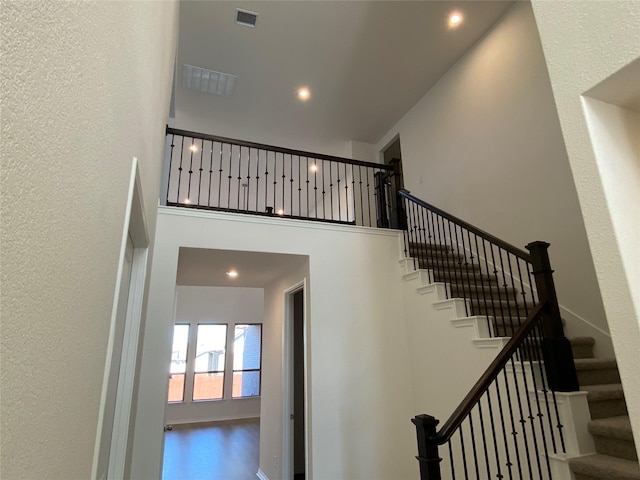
left=310, top=164, right=318, bottom=172
left=449, top=12, right=463, bottom=27
left=189, top=144, right=198, bottom=152
left=277, top=209, right=284, bottom=216
left=226, top=270, right=238, bottom=278
left=297, top=87, right=310, bottom=101
left=184, top=198, right=191, bottom=204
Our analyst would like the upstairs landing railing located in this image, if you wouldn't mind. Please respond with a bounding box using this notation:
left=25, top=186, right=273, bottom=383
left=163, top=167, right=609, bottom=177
left=163, top=126, right=401, bottom=228
left=399, top=190, right=580, bottom=479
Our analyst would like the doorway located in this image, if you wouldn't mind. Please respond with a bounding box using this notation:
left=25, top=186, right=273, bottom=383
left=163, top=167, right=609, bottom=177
left=381, top=136, right=405, bottom=229
left=284, top=283, right=308, bottom=480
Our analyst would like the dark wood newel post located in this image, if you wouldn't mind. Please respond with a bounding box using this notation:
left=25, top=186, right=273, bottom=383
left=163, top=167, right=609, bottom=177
left=412, top=415, right=442, bottom=480
left=526, top=241, right=580, bottom=392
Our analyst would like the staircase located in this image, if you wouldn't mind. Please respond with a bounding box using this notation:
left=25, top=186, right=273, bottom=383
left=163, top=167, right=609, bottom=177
left=569, top=337, right=639, bottom=479
left=406, top=240, right=639, bottom=479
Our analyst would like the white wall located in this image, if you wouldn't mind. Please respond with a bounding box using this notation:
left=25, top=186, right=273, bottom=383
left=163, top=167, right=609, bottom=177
left=376, top=1, right=612, bottom=354
left=165, top=286, right=263, bottom=424
left=134, top=208, right=417, bottom=480
left=0, top=2, right=178, bottom=479
left=260, top=262, right=310, bottom=480
left=530, top=0, right=640, bottom=456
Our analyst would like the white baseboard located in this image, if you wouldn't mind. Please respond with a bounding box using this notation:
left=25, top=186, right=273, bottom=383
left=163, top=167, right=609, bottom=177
left=256, top=468, right=269, bottom=480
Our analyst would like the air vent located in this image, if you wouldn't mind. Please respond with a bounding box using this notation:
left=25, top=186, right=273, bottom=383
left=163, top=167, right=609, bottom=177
left=236, top=9, right=258, bottom=27
left=182, top=65, right=237, bottom=97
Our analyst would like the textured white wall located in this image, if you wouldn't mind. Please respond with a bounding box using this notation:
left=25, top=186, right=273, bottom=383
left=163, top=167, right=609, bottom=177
left=530, top=0, right=640, bottom=457
left=165, top=286, right=263, bottom=424
left=135, top=208, right=417, bottom=480
left=0, top=2, right=178, bottom=479
left=375, top=2, right=611, bottom=352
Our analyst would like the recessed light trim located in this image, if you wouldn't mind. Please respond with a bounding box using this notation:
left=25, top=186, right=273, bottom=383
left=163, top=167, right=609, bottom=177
left=297, top=87, right=311, bottom=101
left=449, top=12, right=463, bottom=28
left=226, top=270, right=238, bottom=278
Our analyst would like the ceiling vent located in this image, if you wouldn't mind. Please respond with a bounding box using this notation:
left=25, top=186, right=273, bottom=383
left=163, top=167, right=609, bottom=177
left=236, top=9, right=258, bottom=28
left=182, top=64, right=237, bottom=97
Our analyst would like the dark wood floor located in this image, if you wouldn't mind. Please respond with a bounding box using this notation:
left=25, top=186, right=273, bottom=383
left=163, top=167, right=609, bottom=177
left=162, top=418, right=260, bottom=480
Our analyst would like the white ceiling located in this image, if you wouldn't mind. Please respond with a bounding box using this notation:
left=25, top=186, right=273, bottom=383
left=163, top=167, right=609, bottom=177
left=177, top=247, right=307, bottom=287
left=176, top=0, right=514, bottom=147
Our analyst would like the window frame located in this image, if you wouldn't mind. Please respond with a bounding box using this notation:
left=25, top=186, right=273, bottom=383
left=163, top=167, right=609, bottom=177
left=167, top=323, right=190, bottom=404
left=192, top=323, right=228, bottom=402
left=231, top=323, right=263, bottom=399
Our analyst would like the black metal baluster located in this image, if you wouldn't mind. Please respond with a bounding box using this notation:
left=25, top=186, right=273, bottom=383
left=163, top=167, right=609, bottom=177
left=273, top=152, right=277, bottom=213
left=476, top=400, right=492, bottom=479
left=167, top=134, right=176, bottom=203
left=350, top=164, right=355, bottom=224
left=207, top=142, right=214, bottom=207
left=314, top=160, right=319, bottom=219
left=358, top=166, right=364, bottom=226
left=529, top=321, right=555, bottom=477
left=484, top=389, right=505, bottom=480
left=197, top=138, right=204, bottom=205
left=416, top=207, right=429, bottom=276
left=459, top=422, right=469, bottom=479
left=366, top=169, right=372, bottom=226
left=329, top=162, right=334, bottom=220
left=321, top=160, right=326, bottom=219
left=290, top=154, right=294, bottom=216
left=336, top=163, right=342, bottom=221
left=264, top=152, right=269, bottom=213
left=186, top=137, right=195, bottom=203
left=421, top=209, right=437, bottom=284
left=176, top=136, right=185, bottom=202
left=227, top=144, right=233, bottom=208
left=467, top=413, right=480, bottom=479
left=507, top=355, right=535, bottom=479
left=282, top=153, right=286, bottom=215
left=305, top=158, right=310, bottom=218
left=474, top=235, right=492, bottom=333
left=498, top=370, right=522, bottom=478
left=255, top=149, right=261, bottom=212
left=297, top=156, right=301, bottom=217
left=246, top=148, right=252, bottom=212
left=447, top=440, right=456, bottom=479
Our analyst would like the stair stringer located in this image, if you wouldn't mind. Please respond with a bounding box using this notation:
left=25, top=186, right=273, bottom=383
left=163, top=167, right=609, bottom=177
left=400, top=254, right=596, bottom=480
left=400, top=258, right=501, bottom=419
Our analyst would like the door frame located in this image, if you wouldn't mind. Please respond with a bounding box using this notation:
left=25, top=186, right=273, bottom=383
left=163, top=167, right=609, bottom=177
left=92, top=157, right=149, bottom=480
left=282, top=279, right=311, bottom=480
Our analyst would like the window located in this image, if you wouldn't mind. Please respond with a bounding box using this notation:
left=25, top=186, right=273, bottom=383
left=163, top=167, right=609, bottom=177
left=168, top=324, right=189, bottom=403
left=167, top=322, right=262, bottom=403
left=232, top=324, right=262, bottom=398
left=193, top=324, right=227, bottom=401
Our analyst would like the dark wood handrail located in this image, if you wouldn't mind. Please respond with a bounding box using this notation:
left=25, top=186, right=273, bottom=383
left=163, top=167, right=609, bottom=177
left=166, top=126, right=394, bottom=171
left=431, top=301, right=547, bottom=444
left=398, top=189, right=531, bottom=261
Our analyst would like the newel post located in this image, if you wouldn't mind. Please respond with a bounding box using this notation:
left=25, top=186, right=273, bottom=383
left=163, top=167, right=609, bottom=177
left=389, top=158, right=406, bottom=230
left=526, top=241, right=579, bottom=392
left=412, top=414, right=442, bottom=480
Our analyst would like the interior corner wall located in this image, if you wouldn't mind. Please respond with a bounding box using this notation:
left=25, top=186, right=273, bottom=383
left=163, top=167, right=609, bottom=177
left=529, top=0, right=640, bottom=456
left=164, top=286, right=264, bottom=424
left=260, top=262, right=309, bottom=480
left=0, top=2, right=179, bottom=479
left=133, top=209, right=417, bottom=480
left=375, top=1, right=610, bottom=350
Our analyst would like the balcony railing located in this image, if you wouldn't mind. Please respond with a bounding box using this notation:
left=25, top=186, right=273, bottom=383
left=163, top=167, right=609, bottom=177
left=164, top=127, right=399, bottom=228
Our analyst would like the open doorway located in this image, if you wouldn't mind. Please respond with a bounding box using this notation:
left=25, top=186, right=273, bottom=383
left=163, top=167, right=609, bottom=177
left=381, top=136, right=405, bottom=229
left=284, top=283, right=308, bottom=480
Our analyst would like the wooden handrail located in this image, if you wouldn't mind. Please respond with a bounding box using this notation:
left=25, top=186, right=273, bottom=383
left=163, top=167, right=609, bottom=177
left=166, top=126, right=394, bottom=171
left=431, top=302, right=547, bottom=444
left=398, top=189, right=531, bottom=261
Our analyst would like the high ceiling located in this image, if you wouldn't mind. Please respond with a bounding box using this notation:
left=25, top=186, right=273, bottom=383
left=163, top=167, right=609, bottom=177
left=175, top=1, right=514, bottom=148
